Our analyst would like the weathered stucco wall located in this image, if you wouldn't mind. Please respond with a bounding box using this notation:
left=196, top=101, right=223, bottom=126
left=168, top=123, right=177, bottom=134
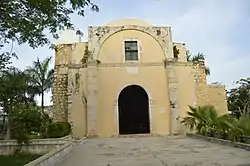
left=176, top=63, right=197, bottom=127
left=71, top=42, right=88, bottom=64
left=67, top=68, right=88, bottom=139
left=97, top=29, right=165, bottom=63
left=95, top=26, right=171, bottom=137
left=52, top=19, right=228, bottom=138
left=97, top=65, right=171, bottom=137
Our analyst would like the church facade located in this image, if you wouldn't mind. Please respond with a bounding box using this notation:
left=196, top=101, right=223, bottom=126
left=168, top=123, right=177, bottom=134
left=52, top=19, right=228, bottom=138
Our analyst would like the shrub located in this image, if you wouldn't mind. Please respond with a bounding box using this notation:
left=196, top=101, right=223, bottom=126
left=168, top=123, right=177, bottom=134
left=181, top=105, right=244, bottom=142
left=239, top=117, right=250, bottom=136
left=11, top=108, right=44, bottom=145
left=47, top=122, right=71, bottom=138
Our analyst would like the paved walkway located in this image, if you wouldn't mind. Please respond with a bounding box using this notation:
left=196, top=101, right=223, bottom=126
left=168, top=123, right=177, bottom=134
left=60, top=136, right=250, bottom=166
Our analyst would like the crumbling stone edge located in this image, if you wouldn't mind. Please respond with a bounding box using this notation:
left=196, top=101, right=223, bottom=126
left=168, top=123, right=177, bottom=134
left=24, top=137, right=86, bottom=166
left=24, top=142, right=72, bottom=166
left=187, top=133, right=250, bottom=151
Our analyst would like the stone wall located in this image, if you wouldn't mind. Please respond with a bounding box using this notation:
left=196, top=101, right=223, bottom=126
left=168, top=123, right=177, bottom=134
left=0, top=135, right=71, bottom=155
left=192, top=60, right=209, bottom=106
left=53, top=44, right=72, bottom=121
left=192, top=60, right=228, bottom=113
left=207, top=84, right=228, bottom=114
left=53, top=43, right=90, bottom=122
left=24, top=142, right=73, bottom=166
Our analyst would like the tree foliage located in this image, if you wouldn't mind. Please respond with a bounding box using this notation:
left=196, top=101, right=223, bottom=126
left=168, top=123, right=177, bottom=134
left=25, top=57, right=54, bottom=112
left=190, top=52, right=205, bottom=62
left=0, top=56, right=54, bottom=140
left=181, top=105, right=250, bottom=142
left=0, top=67, right=36, bottom=139
left=0, top=0, right=99, bottom=49
left=11, top=106, right=43, bottom=144
left=227, top=78, right=250, bottom=118
left=186, top=51, right=211, bottom=76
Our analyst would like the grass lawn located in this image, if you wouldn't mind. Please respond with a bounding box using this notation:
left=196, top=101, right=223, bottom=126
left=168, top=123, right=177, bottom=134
left=0, top=153, right=41, bottom=166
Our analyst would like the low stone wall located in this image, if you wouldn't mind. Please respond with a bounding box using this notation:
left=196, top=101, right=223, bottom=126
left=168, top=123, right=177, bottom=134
left=24, top=142, right=73, bottom=166
left=24, top=137, right=86, bottom=166
left=187, top=133, right=250, bottom=151
left=0, top=135, right=72, bottom=155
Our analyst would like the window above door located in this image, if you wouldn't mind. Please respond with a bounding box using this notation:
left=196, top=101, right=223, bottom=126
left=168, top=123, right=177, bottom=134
left=124, top=41, right=139, bottom=61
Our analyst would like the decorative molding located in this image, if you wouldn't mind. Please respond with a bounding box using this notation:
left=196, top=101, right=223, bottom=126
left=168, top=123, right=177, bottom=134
left=67, top=61, right=194, bottom=69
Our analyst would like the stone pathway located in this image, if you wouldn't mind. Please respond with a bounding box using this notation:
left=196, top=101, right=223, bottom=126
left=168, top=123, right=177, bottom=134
left=60, top=136, right=250, bottom=166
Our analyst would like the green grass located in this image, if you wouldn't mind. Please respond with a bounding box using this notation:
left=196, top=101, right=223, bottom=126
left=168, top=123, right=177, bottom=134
left=0, top=153, right=41, bottom=166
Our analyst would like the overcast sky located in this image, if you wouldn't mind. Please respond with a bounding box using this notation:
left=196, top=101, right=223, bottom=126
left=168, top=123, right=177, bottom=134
left=4, top=0, right=250, bottom=106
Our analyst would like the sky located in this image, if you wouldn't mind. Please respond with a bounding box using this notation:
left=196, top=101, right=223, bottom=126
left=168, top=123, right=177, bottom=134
left=4, top=0, right=250, bottom=106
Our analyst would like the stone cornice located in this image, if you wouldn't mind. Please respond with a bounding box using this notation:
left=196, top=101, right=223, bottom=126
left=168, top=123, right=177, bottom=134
left=57, top=61, right=195, bottom=69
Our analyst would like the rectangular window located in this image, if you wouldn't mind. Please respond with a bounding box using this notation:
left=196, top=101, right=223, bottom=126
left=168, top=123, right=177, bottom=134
left=124, top=41, right=138, bottom=61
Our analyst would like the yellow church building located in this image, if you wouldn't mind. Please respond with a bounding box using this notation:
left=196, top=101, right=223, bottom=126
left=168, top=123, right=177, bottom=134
left=52, top=19, right=228, bottom=139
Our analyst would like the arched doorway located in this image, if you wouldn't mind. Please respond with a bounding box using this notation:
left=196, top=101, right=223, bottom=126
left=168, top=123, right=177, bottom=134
left=118, top=85, right=150, bottom=134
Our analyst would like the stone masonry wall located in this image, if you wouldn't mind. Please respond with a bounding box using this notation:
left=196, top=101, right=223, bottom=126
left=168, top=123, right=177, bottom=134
left=53, top=44, right=72, bottom=121
left=192, top=60, right=209, bottom=106
left=192, top=60, right=228, bottom=113
left=207, top=84, right=228, bottom=114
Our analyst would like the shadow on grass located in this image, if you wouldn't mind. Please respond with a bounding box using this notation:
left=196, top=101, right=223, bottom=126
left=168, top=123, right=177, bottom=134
left=0, top=152, right=41, bottom=166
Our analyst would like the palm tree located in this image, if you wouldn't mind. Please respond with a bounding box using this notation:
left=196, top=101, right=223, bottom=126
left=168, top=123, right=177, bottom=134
left=181, top=105, right=218, bottom=135
left=181, top=105, right=243, bottom=141
left=25, top=57, right=54, bottom=113
left=191, top=52, right=205, bottom=62
left=0, top=67, right=33, bottom=139
left=186, top=52, right=211, bottom=76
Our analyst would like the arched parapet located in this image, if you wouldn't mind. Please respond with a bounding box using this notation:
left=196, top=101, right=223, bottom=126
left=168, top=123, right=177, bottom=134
left=88, top=24, right=172, bottom=60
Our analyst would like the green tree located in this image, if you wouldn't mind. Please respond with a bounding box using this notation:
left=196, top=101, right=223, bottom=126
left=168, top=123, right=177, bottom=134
left=0, top=0, right=99, bottom=49
left=227, top=78, right=250, bottom=118
left=25, top=57, right=54, bottom=113
left=0, top=67, right=34, bottom=139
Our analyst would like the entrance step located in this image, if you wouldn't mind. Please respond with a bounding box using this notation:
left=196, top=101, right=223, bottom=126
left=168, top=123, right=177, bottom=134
left=118, top=133, right=151, bottom=138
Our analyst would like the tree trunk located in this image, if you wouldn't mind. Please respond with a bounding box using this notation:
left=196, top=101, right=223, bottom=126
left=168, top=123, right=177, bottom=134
left=5, top=100, right=13, bottom=140
left=5, top=112, right=11, bottom=140
left=41, top=91, right=44, bottom=114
